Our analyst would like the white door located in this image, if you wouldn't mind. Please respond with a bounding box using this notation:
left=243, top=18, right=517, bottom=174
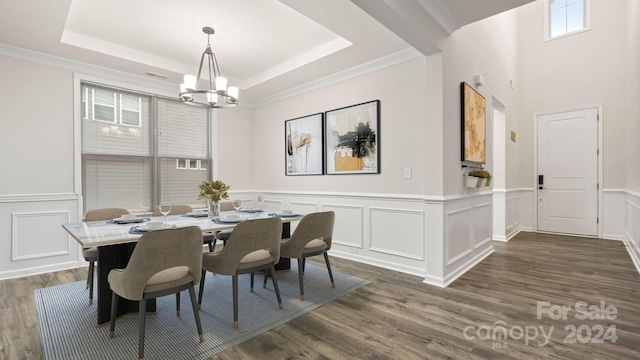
left=536, top=108, right=598, bottom=236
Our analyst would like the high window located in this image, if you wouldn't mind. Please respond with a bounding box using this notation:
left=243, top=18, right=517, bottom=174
left=81, top=83, right=211, bottom=213
left=544, top=0, right=591, bottom=41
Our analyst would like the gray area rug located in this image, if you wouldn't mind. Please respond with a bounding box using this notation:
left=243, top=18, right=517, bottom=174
left=35, top=262, right=369, bottom=360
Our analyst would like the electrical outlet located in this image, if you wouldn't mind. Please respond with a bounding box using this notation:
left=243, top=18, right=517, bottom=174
left=404, top=167, right=412, bottom=179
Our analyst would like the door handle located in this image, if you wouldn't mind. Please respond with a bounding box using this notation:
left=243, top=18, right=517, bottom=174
left=539, top=186, right=545, bottom=190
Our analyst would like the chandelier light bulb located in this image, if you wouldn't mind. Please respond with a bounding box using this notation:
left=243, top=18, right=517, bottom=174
left=228, top=86, right=239, bottom=99
left=215, top=77, right=227, bottom=92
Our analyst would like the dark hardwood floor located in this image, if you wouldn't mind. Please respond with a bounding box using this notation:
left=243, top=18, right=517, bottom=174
left=2, top=232, right=640, bottom=359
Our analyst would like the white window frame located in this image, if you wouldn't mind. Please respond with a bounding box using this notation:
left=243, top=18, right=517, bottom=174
left=119, top=94, right=142, bottom=127
left=176, top=159, right=188, bottom=169
left=544, top=0, right=591, bottom=41
left=92, top=88, right=117, bottom=123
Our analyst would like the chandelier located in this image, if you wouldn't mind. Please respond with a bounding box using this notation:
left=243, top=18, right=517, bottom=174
left=179, top=27, right=238, bottom=108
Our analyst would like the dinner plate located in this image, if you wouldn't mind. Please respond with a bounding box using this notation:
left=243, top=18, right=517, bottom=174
left=134, top=224, right=176, bottom=232
left=185, top=212, right=209, bottom=218
left=216, top=216, right=245, bottom=224
left=269, top=213, right=302, bottom=218
left=112, top=217, right=146, bottom=224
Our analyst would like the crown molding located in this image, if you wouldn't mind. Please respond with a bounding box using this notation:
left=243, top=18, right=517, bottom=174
left=252, top=47, right=423, bottom=108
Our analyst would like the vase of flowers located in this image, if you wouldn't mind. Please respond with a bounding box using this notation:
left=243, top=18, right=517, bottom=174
left=198, top=180, right=230, bottom=219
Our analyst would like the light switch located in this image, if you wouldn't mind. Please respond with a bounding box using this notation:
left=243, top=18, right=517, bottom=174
left=404, top=167, right=412, bottom=179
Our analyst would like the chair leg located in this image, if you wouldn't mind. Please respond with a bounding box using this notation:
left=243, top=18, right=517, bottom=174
left=87, top=260, right=95, bottom=305
left=250, top=273, right=254, bottom=292
left=297, top=258, right=305, bottom=301
left=138, top=298, right=147, bottom=360
left=176, top=292, right=181, bottom=317
left=109, top=292, right=118, bottom=338
left=232, top=274, right=239, bottom=329
left=188, top=285, right=204, bottom=343
left=302, top=257, right=306, bottom=274
left=197, top=270, right=206, bottom=309
left=263, top=270, right=268, bottom=289
left=324, top=252, right=335, bottom=288
left=269, top=265, right=283, bottom=310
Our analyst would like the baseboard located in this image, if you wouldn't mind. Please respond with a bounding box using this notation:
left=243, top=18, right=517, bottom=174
left=329, top=251, right=426, bottom=279
left=602, top=234, right=624, bottom=241
left=623, top=237, right=640, bottom=275
left=0, top=261, right=81, bottom=281
left=441, top=246, right=495, bottom=287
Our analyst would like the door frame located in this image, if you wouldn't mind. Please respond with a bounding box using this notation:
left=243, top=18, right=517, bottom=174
left=532, top=104, right=603, bottom=238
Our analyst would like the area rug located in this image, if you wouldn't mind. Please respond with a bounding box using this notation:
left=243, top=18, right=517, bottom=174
left=35, top=263, right=369, bottom=360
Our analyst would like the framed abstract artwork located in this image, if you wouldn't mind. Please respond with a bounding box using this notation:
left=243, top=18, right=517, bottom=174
left=285, top=113, right=324, bottom=176
left=324, top=100, right=380, bottom=175
left=460, top=82, right=486, bottom=164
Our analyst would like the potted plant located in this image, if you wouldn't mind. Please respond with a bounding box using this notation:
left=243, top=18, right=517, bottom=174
left=465, top=169, right=492, bottom=188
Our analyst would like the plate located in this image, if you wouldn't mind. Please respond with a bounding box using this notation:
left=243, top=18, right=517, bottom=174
left=238, top=208, right=264, bottom=213
left=269, top=213, right=302, bottom=218
left=134, top=224, right=176, bottom=232
left=216, top=216, right=245, bottom=224
left=112, top=217, right=145, bottom=224
left=185, top=212, right=209, bottom=218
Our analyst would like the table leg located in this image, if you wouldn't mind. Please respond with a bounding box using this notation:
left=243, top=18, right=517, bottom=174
left=97, top=243, right=156, bottom=325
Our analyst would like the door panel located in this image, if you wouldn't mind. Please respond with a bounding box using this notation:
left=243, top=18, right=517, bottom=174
left=537, top=108, right=598, bottom=236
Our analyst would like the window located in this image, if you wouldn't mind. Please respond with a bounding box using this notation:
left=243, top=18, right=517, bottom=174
left=81, top=83, right=211, bottom=212
left=544, top=0, right=591, bottom=41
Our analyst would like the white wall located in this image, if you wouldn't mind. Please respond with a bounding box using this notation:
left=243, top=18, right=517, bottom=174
left=440, top=10, right=520, bottom=195
left=251, top=56, right=437, bottom=195
left=216, top=105, right=255, bottom=190
left=0, top=55, right=80, bottom=278
left=516, top=0, right=628, bottom=189
left=0, top=55, right=75, bottom=194
left=626, top=0, right=640, bottom=192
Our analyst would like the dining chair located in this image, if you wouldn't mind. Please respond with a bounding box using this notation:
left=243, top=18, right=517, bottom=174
left=278, top=211, right=335, bottom=301
left=83, top=207, right=130, bottom=305
left=198, top=217, right=283, bottom=329
left=152, top=204, right=218, bottom=252
left=107, top=226, right=204, bottom=360
left=152, top=204, right=193, bottom=216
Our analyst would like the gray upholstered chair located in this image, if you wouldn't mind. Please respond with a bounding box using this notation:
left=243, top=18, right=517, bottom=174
left=152, top=204, right=218, bottom=252
left=107, top=226, right=204, bottom=360
left=152, top=204, right=193, bottom=216
left=278, top=211, right=335, bottom=301
left=198, top=217, right=283, bottom=329
left=83, top=207, right=130, bottom=305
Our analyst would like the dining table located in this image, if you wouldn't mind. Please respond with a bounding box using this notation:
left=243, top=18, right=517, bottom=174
left=62, top=209, right=304, bottom=325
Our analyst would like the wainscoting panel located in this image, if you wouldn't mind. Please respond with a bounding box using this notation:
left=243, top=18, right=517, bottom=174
left=505, top=193, right=520, bottom=240
left=0, top=194, right=80, bottom=280
left=603, top=190, right=625, bottom=240
left=443, top=194, right=494, bottom=286
left=12, top=211, right=70, bottom=260
left=474, top=202, right=492, bottom=249
left=624, top=191, right=640, bottom=273
left=446, top=208, right=472, bottom=264
left=369, top=207, right=424, bottom=260
left=322, top=203, right=364, bottom=249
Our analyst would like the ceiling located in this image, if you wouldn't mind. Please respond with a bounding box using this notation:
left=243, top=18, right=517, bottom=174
left=0, top=0, right=533, bottom=104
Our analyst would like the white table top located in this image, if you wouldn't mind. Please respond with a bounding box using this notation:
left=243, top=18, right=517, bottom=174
left=62, top=210, right=303, bottom=248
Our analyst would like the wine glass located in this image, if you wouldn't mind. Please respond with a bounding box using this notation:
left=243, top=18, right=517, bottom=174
left=232, top=199, right=242, bottom=213
left=158, top=202, right=172, bottom=224
left=139, top=199, right=150, bottom=214
left=257, top=195, right=264, bottom=210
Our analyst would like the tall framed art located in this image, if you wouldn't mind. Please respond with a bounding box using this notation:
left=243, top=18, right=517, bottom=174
left=324, top=100, right=380, bottom=175
left=285, top=113, right=324, bottom=176
left=460, top=82, right=486, bottom=165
